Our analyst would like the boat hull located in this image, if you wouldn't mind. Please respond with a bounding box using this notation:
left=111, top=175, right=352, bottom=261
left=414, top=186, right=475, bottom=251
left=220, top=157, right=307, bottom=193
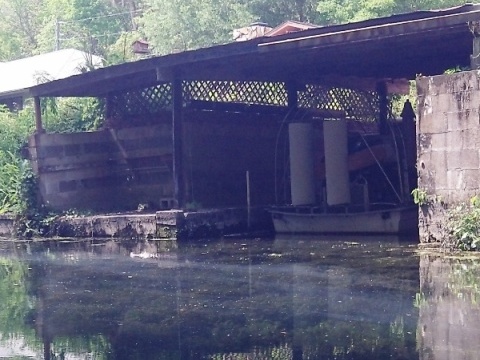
left=271, top=206, right=418, bottom=235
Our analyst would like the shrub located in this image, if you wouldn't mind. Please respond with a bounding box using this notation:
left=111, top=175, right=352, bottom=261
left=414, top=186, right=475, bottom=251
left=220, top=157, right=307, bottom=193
left=41, top=97, right=104, bottom=133
left=448, top=196, right=480, bottom=251
left=0, top=97, right=104, bottom=216
left=0, top=107, right=35, bottom=214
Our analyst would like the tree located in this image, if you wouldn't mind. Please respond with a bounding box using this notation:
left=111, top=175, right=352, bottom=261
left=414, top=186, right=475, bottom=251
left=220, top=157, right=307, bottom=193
left=246, top=0, right=321, bottom=26
left=391, top=0, right=467, bottom=14
left=141, top=0, right=255, bottom=55
left=0, top=0, right=143, bottom=61
left=46, top=0, right=131, bottom=57
left=0, top=0, right=45, bottom=59
left=316, top=0, right=467, bottom=25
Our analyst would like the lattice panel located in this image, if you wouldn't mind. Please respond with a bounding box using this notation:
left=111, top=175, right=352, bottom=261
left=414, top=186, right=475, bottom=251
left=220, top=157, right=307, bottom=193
left=183, top=80, right=288, bottom=106
left=298, top=84, right=380, bottom=122
left=110, top=83, right=172, bottom=117
left=108, top=80, right=385, bottom=124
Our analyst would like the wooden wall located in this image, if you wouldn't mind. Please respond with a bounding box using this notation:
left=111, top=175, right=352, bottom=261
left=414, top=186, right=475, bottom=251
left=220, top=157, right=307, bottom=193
left=28, top=124, right=174, bottom=211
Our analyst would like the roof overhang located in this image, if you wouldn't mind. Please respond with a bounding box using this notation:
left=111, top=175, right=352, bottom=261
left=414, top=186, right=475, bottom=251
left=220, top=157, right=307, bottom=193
left=24, top=4, right=480, bottom=99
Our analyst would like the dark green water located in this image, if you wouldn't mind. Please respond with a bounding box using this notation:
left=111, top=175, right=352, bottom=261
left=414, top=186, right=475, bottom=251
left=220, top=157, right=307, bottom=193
left=0, top=235, right=478, bottom=359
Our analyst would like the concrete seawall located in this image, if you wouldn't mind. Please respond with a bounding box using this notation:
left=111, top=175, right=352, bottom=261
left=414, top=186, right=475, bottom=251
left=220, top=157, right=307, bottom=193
left=55, top=207, right=273, bottom=240
left=1, top=207, right=273, bottom=241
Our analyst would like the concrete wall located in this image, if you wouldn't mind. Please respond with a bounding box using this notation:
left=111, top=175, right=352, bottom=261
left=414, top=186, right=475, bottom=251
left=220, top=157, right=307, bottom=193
left=28, top=124, right=174, bottom=211
left=416, top=71, right=480, bottom=243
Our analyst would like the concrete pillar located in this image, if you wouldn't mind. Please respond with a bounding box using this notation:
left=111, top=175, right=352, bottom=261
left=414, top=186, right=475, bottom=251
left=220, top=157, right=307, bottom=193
left=289, top=122, right=315, bottom=206
left=323, top=118, right=350, bottom=206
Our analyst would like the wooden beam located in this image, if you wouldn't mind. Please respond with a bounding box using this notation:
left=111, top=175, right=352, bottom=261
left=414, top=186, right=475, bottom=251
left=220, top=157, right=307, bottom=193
left=187, top=100, right=288, bottom=114
left=172, top=77, right=185, bottom=209
left=186, top=100, right=346, bottom=118
left=34, top=97, right=44, bottom=133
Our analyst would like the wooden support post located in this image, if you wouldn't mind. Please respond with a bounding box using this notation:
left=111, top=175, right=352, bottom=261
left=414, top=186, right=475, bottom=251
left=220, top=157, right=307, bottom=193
left=246, top=170, right=251, bottom=229
left=376, top=81, right=388, bottom=135
left=400, top=99, right=417, bottom=197
left=287, top=80, right=298, bottom=111
left=105, top=95, right=113, bottom=120
left=172, top=77, right=185, bottom=209
left=34, top=96, right=44, bottom=133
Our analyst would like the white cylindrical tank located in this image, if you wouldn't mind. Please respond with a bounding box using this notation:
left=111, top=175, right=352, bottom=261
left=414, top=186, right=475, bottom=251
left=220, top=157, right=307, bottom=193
left=323, top=118, right=351, bottom=206
left=289, top=122, right=316, bottom=206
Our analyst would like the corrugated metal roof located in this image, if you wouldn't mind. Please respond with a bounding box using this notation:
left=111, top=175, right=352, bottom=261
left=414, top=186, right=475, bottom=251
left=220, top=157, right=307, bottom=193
left=0, top=49, right=103, bottom=97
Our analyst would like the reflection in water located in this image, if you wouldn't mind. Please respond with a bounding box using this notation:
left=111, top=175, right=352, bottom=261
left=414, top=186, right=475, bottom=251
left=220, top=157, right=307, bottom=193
left=418, top=254, right=480, bottom=360
left=0, top=235, right=430, bottom=359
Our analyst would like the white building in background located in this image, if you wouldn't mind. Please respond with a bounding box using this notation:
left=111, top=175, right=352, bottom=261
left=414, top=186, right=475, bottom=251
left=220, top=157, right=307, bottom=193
left=0, top=48, right=104, bottom=110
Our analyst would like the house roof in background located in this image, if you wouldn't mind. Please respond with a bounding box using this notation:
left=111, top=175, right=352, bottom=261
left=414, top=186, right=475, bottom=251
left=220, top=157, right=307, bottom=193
left=265, top=20, right=319, bottom=37
left=0, top=49, right=103, bottom=97
left=10, top=3, right=480, bottom=99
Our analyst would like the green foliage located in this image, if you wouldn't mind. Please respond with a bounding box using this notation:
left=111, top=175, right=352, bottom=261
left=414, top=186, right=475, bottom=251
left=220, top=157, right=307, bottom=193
left=413, top=292, right=427, bottom=308
left=0, top=107, right=36, bottom=214
left=411, top=188, right=442, bottom=206
left=0, top=153, right=25, bottom=214
left=107, top=31, right=144, bottom=64
left=317, top=0, right=395, bottom=24
left=141, top=0, right=255, bottom=55
left=0, top=258, right=34, bottom=334
left=444, top=65, right=470, bottom=74
left=245, top=0, right=321, bottom=25
left=62, top=0, right=130, bottom=57
left=448, top=196, right=480, bottom=251
left=42, top=97, right=105, bottom=133
left=316, top=0, right=465, bottom=25
left=2, top=159, right=50, bottom=239
left=411, top=188, right=428, bottom=205
left=0, top=0, right=139, bottom=60
left=17, top=165, right=41, bottom=214
left=0, top=0, right=44, bottom=59
left=0, top=97, right=104, bottom=217
left=0, top=107, right=35, bottom=154
left=447, top=259, right=480, bottom=304
left=391, top=82, right=417, bottom=117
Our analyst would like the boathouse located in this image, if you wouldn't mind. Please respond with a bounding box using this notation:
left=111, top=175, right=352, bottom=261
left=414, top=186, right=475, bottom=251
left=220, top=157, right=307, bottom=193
left=11, top=4, right=480, bottom=239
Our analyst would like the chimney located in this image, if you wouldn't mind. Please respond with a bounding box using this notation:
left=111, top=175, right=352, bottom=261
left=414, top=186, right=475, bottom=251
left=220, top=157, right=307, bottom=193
left=132, top=40, right=150, bottom=55
left=233, top=22, right=272, bottom=41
